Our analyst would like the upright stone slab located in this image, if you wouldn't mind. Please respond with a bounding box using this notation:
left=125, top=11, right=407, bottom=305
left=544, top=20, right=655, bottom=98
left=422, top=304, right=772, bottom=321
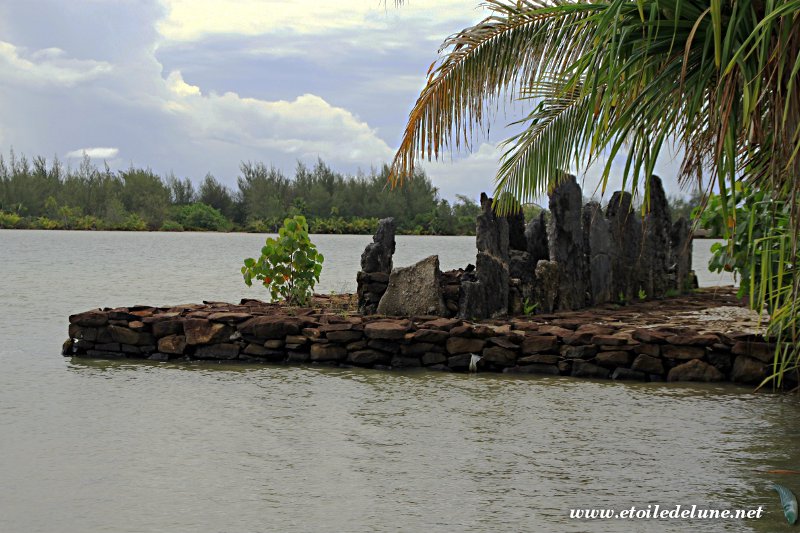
left=357, top=217, right=396, bottom=314
left=508, top=250, right=536, bottom=314
left=548, top=175, right=586, bottom=310
left=377, top=255, right=447, bottom=316
left=459, top=193, right=509, bottom=320
left=504, top=204, right=528, bottom=252
left=606, top=191, right=641, bottom=302
left=525, top=211, right=549, bottom=263
left=582, top=202, right=614, bottom=305
left=671, top=216, right=693, bottom=293
left=534, top=260, right=559, bottom=313
left=641, top=176, right=672, bottom=298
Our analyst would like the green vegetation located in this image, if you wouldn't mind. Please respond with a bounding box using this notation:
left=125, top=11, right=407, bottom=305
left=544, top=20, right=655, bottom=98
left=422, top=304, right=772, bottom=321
left=391, top=0, right=800, bottom=388
left=0, top=151, right=480, bottom=235
left=242, top=216, right=324, bottom=305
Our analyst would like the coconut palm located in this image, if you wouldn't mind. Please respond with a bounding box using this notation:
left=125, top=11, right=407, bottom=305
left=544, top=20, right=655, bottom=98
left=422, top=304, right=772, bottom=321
left=390, top=0, right=800, bottom=388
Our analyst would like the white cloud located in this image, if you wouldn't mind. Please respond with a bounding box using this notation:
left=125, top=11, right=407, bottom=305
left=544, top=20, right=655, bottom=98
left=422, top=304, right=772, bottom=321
left=163, top=70, right=393, bottom=166
left=0, top=41, right=112, bottom=87
left=66, top=147, right=120, bottom=159
left=157, top=0, right=483, bottom=41
left=423, top=142, right=505, bottom=202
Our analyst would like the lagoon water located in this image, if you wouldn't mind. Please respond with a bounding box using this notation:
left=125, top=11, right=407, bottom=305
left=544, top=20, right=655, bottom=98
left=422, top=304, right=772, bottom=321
left=1, top=230, right=798, bottom=533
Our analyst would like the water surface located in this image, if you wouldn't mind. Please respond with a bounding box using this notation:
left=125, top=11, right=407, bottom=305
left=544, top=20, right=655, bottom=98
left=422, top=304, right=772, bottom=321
left=1, top=230, right=795, bottom=533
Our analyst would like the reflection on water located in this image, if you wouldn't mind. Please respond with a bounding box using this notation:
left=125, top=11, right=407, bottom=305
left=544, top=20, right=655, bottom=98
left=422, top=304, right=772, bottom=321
left=0, top=231, right=793, bottom=533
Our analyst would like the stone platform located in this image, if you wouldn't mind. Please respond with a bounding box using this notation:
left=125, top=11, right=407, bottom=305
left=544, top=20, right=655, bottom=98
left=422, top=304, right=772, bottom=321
left=63, top=287, right=778, bottom=385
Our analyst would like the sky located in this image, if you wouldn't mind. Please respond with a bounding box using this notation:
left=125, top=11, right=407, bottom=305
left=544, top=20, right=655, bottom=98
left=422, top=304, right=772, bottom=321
left=0, top=0, right=689, bottom=203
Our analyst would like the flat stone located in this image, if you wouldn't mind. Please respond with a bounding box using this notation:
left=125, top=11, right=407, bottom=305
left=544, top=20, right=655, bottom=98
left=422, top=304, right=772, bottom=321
left=348, top=349, right=392, bottom=366
left=243, top=343, right=274, bottom=357
left=667, top=359, right=724, bottom=382
left=560, top=345, right=597, bottom=360
left=69, top=310, right=108, bottom=327
left=377, top=255, right=447, bottom=317
left=661, top=344, right=706, bottom=360
left=591, top=335, right=628, bottom=346
left=487, top=336, right=519, bottom=350
left=634, top=344, right=660, bottom=357
left=446, top=353, right=472, bottom=370
left=390, top=356, right=421, bottom=368
left=571, top=360, right=610, bottom=379
left=731, top=341, right=775, bottom=363
left=507, top=364, right=560, bottom=375
left=152, top=319, right=183, bottom=338
left=421, top=352, right=447, bottom=365
left=666, top=334, right=718, bottom=347
left=632, top=354, right=664, bottom=375
left=410, top=329, right=450, bottom=343
left=364, top=321, right=410, bottom=340
left=108, top=325, right=141, bottom=345
left=401, top=343, right=436, bottom=356
left=595, top=351, right=633, bottom=368
left=207, top=312, right=252, bottom=323
left=520, top=335, right=558, bottom=354
left=157, top=335, right=187, bottom=355
left=367, top=340, right=401, bottom=354
left=238, top=317, right=302, bottom=340
left=194, top=343, right=240, bottom=360
left=326, top=330, right=363, bottom=343
left=310, top=344, right=347, bottom=362
left=632, top=329, right=670, bottom=344
left=184, top=319, right=232, bottom=345
left=731, top=355, right=769, bottom=384
left=611, top=368, right=647, bottom=381
left=446, top=337, right=486, bottom=355
left=481, top=346, right=517, bottom=366
left=421, top=318, right=461, bottom=331
left=518, top=353, right=559, bottom=365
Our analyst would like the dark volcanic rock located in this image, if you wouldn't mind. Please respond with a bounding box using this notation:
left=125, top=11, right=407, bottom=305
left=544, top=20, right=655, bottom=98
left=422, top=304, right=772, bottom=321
left=525, top=211, right=549, bottom=262
left=731, top=355, right=769, bottom=384
left=670, top=217, right=693, bottom=293
left=582, top=202, right=614, bottom=305
left=357, top=217, right=396, bottom=314
left=548, top=174, right=586, bottom=310
left=667, top=359, right=724, bottom=382
left=534, top=260, right=559, bottom=314
left=571, top=360, right=610, bottom=379
left=640, top=175, right=673, bottom=298
left=606, top=191, right=642, bottom=303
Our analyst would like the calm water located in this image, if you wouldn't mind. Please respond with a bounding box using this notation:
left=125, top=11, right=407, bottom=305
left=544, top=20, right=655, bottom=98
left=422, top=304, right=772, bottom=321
left=1, top=230, right=798, bottom=533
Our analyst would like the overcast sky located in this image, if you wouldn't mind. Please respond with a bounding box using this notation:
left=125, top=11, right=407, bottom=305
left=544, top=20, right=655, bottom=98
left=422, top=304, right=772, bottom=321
left=0, top=0, right=689, bottom=203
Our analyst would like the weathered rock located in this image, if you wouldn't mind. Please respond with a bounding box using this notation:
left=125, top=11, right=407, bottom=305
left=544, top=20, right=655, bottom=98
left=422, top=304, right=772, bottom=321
left=157, top=334, right=187, bottom=355
left=518, top=353, right=559, bottom=365
left=482, top=346, right=517, bottom=366
left=459, top=252, right=509, bottom=320
left=507, top=364, right=560, bottom=375
left=548, top=174, right=586, bottom=310
left=410, top=329, right=450, bottom=343
left=525, top=211, right=549, bottom=262
left=401, top=342, right=436, bottom=356
left=243, top=343, right=275, bottom=357
left=666, top=334, right=718, bottom=347
left=107, top=325, right=141, bottom=346
left=194, top=343, right=240, bottom=360
left=446, top=337, right=486, bottom=355
left=670, top=217, right=693, bottom=293
left=706, top=351, right=733, bottom=376
left=310, top=343, right=347, bottom=362
left=504, top=202, right=528, bottom=252
left=667, top=359, right=724, bottom=382
left=661, top=345, right=706, bottom=360
left=561, top=345, right=598, bottom=360
left=361, top=217, right=396, bottom=273
left=508, top=250, right=536, bottom=308
left=377, top=255, right=447, bottom=316
left=348, top=349, right=391, bottom=366
left=421, top=352, right=448, bottom=366
left=390, top=356, right=422, bottom=368
left=325, top=330, right=362, bottom=343
left=237, top=317, right=300, bottom=340
left=571, top=360, right=610, bottom=379
left=422, top=318, right=461, bottom=331
left=152, top=319, right=183, bottom=338
left=731, top=341, right=775, bottom=363
left=634, top=344, right=660, bottom=357
left=591, top=335, right=628, bottom=346
left=611, top=368, right=647, bottom=381
left=632, top=354, right=664, bottom=375
left=731, top=355, right=769, bottom=384
left=207, top=312, right=252, bottom=324
left=69, top=310, right=108, bottom=327
left=367, top=340, right=402, bottom=354
left=640, top=175, right=673, bottom=298
left=582, top=202, right=614, bottom=305
left=533, top=260, right=559, bottom=314
left=606, top=191, right=642, bottom=302
left=521, top=335, right=559, bottom=354
left=364, top=320, right=410, bottom=340
left=61, top=338, right=74, bottom=356
left=447, top=353, right=473, bottom=370
left=632, top=328, right=670, bottom=344
left=596, top=351, right=633, bottom=368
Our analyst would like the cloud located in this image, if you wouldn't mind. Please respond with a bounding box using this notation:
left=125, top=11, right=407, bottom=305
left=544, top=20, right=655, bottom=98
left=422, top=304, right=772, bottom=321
left=157, top=0, right=482, bottom=41
left=0, top=41, right=112, bottom=87
left=423, top=142, right=505, bottom=202
left=163, top=70, right=393, bottom=166
left=66, top=147, right=120, bottom=159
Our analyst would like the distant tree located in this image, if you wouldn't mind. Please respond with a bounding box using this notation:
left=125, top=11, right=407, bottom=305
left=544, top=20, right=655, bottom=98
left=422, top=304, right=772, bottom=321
left=198, top=174, right=234, bottom=219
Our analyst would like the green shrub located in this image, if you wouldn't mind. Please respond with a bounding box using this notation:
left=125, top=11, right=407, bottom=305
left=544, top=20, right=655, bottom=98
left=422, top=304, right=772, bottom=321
left=241, top=215, right=324, bottom=306
left=0, top=211, right=22, bottom=228
left=176, top=203, right=230, bottom=231
left=160, top=220, right=185, bottom=232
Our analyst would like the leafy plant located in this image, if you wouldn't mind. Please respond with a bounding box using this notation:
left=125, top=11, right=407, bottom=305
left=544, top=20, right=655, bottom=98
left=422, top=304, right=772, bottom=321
left=522, top=297, right=537, bottom=316
left=241, top=215, right=324, bottom=306
left=617, top=292, right=627, bottom=306
left=637, top=289, right=647, bottom=301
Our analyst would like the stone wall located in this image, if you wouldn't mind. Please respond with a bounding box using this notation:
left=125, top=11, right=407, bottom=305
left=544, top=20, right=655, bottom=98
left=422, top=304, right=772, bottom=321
left=63, top=289, right=780, bottom=386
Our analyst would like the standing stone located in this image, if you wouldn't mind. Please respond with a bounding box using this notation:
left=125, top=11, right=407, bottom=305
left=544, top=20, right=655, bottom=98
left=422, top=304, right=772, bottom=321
left=501, top=195, right=527, bottom=251
left=525, top=211, right=549, bottom=262
left=377, top=255, right=447, bottom=316
left=459, top=193, right=509, bottom=320
left=641, top=175, right=673, bottom=298
left=670, top=216, right=693, bottom=293
left=357, top=218, right=396, bottom=314
left=548, top=174, right=586, bottom=310
left=606, top=191, right=641, bottom=302
left=508, top=250, right=536, bottom=314
left=534, top=260, right=559, bottom=313
left=582, top=202, right=614, bottom=305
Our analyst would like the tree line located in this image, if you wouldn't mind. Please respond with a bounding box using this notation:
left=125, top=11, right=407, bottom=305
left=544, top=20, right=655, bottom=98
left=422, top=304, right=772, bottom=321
left=0, top=151, right=481, bottom=234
